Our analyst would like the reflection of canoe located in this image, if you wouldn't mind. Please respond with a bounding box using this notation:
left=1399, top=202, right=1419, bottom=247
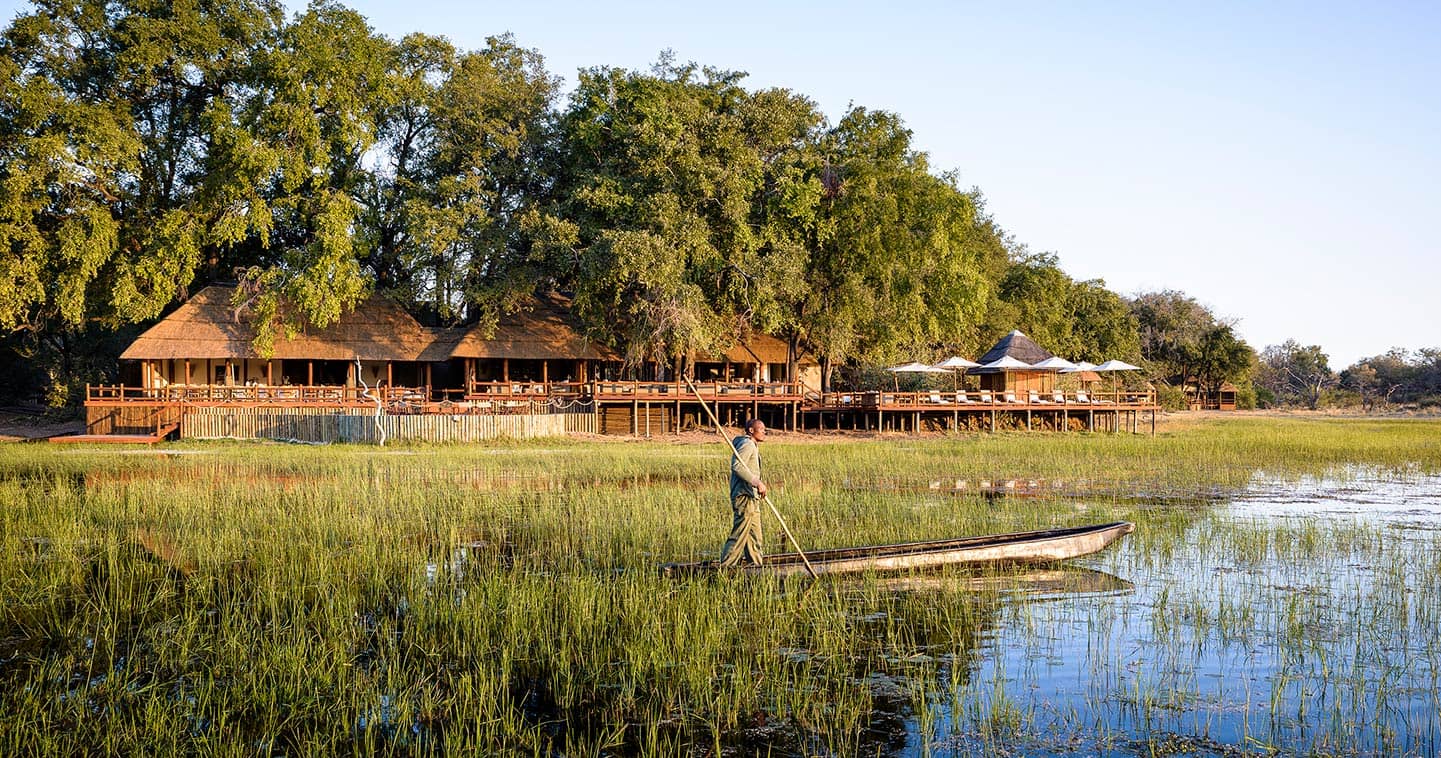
left=873, top=566, right=1134, bottom=597
left=663, top=521, right=1135, bottom=578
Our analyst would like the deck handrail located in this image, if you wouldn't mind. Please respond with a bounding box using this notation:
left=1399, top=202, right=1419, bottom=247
left=813, top=389, right=1156, bottom=409
left=87, top=383, right=431, bottom=405
left=465, top=379, right=803, bottom=398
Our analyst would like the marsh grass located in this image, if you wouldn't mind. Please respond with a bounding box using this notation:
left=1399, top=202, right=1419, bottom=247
left=2, top=415, right=1440, bottom=755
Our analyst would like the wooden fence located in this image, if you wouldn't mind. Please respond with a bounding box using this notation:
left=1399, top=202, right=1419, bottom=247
left=181, top=407, right=595, bottom=443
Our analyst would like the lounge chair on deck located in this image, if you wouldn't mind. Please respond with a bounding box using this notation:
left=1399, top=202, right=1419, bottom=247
left=1074, top=390, right=1092, bottom=404
left=977, top=390, right=993, bottom=404
left=1028, top=390, right=1049, bottom=404
left=1002, top=391, right=1022, bottom=404
left=928, top=391, right=949, bottom=404
left=1052, top=390, right=1067, bottom=404
left=956, top=392, right=975, bottom=404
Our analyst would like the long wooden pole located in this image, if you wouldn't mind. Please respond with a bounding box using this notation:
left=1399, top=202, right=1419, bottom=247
left=684, top=377, right=818, bottom=578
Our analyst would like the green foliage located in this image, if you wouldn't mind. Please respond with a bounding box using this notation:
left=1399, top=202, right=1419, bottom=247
left=1129, top=290, right=1256, bottom=403
left=1257, top=340, right=1335, bottom=409
left=986, top=253, right=1140, bottom=364
left=1339, top=348, right=1441, bottom=409
left=545, top=58, right=825, bottom=368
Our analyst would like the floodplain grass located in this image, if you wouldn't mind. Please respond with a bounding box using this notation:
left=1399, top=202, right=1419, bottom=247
left=1, top=415, right=1440, bottom=755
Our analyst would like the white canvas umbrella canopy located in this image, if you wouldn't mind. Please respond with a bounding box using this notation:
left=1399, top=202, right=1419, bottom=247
left=886, top=361, right=949, bottom=390
left=1061, top=361, right=1099, bottom=373
left=977, top=355, right=1033, bottom=370
left=933, top=356, right=980, bottom=388
left=1093, top=359, right=1142, bottom=399
left=887, top=361, right=951, bottom=373
left=1030, top=356, right=1078, bottom=371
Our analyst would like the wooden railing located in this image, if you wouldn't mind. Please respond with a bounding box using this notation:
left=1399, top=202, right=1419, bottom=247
left=465, top=380, right=804, bottom=399
left=813, top=389, right=1157, bottom=408
left=88, top=384, right=430, bottom=405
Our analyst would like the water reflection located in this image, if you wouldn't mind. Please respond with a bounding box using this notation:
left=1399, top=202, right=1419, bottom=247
left=1232, top=467, right=1441, bottom=527
left=910, top=467, right=1441, bottom=757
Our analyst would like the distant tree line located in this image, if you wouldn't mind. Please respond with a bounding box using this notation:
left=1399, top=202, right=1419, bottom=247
left=1, top=1, right=1432, bottom=411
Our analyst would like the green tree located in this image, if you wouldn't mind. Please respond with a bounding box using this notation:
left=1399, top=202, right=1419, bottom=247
left=1258, top=340, right=1334, bottom=409
left=545, top=58, right=823, bottom=372
left=800, top=108, right=1001, bottom=388
left=982, top=252, right=1139, bottom=363
left=356, top=33, right=557, bottom=328
left=0, top=0, right=284, bottom=402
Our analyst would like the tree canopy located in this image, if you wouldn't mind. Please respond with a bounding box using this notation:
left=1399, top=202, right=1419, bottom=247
left=7, top=0, right=1371, bottom=407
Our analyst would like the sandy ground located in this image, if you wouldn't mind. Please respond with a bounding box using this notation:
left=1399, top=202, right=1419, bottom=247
left=0, top=409, right=84, bottom=442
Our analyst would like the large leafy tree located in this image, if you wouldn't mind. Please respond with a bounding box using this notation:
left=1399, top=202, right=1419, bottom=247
left=983, top=252, right=1139, bottom=362
left=357, top=33, right=557, bottom=327
left=1129, top=289, right=1255, bottom=403
left=799, top=108, right=1002, bottom=388
left=1257, top=340, right=1334, bottom=409
left=0, top=0, right=283, bottom=401
left=544, top=58, right=823, bottom=371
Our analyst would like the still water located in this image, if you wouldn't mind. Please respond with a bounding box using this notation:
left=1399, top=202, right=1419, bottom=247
left=901, top=467, right=1441, bottom=756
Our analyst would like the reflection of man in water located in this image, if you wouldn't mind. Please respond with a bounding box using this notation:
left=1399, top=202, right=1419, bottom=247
left=719, top=419, right=768, bottom=567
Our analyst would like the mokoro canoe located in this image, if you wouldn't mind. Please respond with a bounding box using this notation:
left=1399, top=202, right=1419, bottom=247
left=662, top=521, right=1135, bottom=578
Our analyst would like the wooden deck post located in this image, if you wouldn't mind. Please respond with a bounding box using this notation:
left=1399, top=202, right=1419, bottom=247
left=308, top=361, right=314, bottom=386
left=503, top=358, right=510, bottom=383
left=386, top=362, right=393, bottom=388
left=542, top=360, right=549, bottom=384
left=185, top=358, right=191, bottom=385
left=267, top=360, right=273, bottom=386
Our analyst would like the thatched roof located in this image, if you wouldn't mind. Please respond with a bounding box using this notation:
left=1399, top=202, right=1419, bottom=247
left=696, top=333, right=817, bottom=366
left=449, top=292, right=620, bottom=361
left=120, top=286, right=455, bottom=362
left=971, top=330, right=1055, bottom=373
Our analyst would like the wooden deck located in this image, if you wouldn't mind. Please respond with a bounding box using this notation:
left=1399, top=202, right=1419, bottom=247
left=81, top=382, right=1157, bottom=439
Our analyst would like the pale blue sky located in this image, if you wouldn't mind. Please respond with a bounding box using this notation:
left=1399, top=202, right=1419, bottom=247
left=7, top=1, right=1436, bottom=366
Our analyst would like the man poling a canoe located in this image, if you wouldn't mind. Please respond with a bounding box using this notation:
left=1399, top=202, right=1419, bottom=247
left=682, top=377, right=818, bottom=577
left=719, top=418, right=767, bottom=567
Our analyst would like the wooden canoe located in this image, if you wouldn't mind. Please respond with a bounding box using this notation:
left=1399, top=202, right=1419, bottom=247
left=662, top=521, right=1135, bottom=578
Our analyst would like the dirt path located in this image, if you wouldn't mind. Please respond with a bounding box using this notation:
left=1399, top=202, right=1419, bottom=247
left=0, top=409, right=84, bottom=442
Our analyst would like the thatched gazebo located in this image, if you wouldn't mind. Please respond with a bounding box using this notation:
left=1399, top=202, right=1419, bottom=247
left=119, top=285, right=453, bottom=390
left=967, top=330, right=1058, bottom=393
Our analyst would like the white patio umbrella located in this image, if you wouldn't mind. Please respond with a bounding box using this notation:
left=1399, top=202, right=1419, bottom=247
left=886, top=361, right=950, bottom=390
left=932, top=356, right=980, bottom=388
left=1029, top=356, right=1077, bottom=392
left=1030, top=356, right=1078, bottom=371
left=976, top=356, right=1033, bottom=370
left=1094, top=359, right=1142, bottom=399
left=1060, top=361, right=1099, bottom=373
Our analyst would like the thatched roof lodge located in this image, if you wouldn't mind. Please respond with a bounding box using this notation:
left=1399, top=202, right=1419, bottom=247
left=449, top=292, right=619, bottom=387
left=121, top=286, right=454, bottom=389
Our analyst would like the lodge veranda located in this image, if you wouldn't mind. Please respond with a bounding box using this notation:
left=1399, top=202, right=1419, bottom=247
left=77, top=287, right=1157, bottom=442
